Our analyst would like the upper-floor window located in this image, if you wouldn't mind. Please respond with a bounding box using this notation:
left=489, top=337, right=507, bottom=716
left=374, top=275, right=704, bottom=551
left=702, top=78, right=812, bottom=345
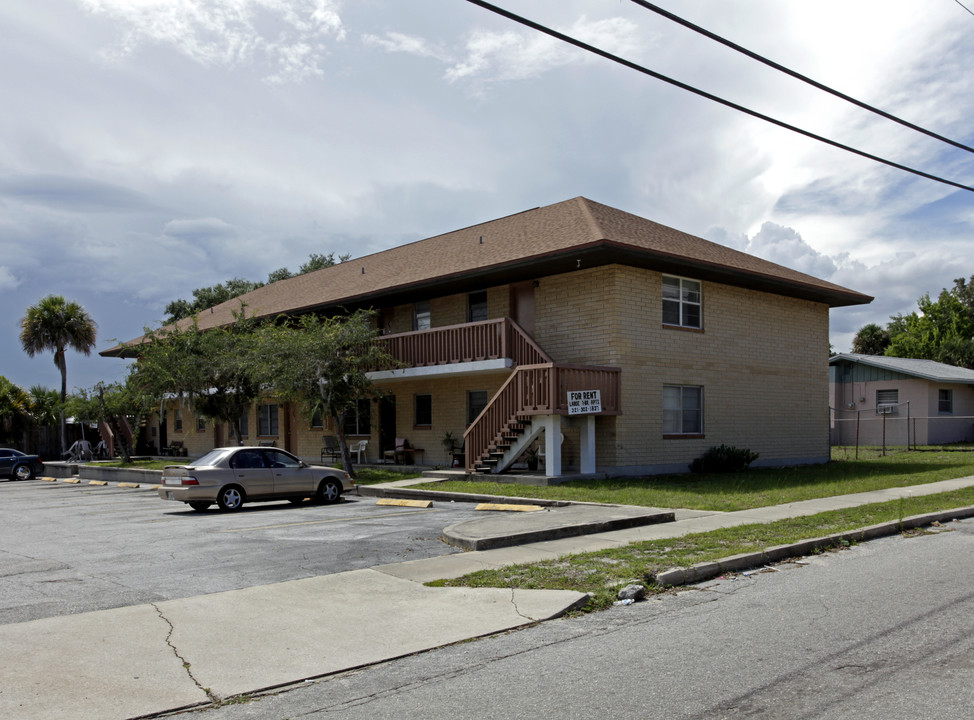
left=468, top=291, right=488, bottom=323
left=258, top=404, right=279, bottom=436
left=662, top=276, right=701, bottom=329
left=414, top=300, right=431, bottom=331
left=939, top=389, right=953, bottom=414
left=663, top=385, right=703, bottom=435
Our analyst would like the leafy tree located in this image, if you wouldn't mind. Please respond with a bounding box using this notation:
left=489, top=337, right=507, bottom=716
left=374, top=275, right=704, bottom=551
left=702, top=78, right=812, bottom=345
left=67, top=379, right=156, bottom=463
left=0, top=376, right=29, bottom=448
left=886, top=278, right=974, bottom=368
left=134, top=310, right=263, bottom=443
left=851, top=323, right=891, bottom=355
left=163, top=253, right=350, bottom=323
left=254, top=310, right=395, bottom=477
left=19, top=295, right=97, bottom=454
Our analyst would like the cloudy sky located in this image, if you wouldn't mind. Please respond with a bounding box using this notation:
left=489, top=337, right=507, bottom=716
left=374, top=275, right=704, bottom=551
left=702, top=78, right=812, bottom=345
left=3, top=0, right=973, bottom=393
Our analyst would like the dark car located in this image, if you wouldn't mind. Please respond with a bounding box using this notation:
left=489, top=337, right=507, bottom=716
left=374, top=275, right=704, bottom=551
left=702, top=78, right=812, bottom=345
left=0, top=449, right=45, bottom=481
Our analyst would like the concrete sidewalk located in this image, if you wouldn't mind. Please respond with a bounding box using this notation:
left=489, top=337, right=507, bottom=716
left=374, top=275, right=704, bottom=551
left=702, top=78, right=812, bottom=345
left=3, top=476, right=974, bottom=719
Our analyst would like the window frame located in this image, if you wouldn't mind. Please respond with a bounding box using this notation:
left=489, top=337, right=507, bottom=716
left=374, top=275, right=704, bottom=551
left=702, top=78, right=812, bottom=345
left=414, top=394, right=432, bottom=428
left=662, top=275, right=702, bottom=330
left=938, top=389, right=953, bottom=414
left=258, top=403, right=279, bottom=436
left=467, top=291, right=488, bottom=323
left=343, top=399, right=372, bottom=437
left=414, top=300, right=431, bottom=331
left=662, top=385, right=704, bottom=437
left=174, top=409, right=183, bottom=433
left=467, top=390, right=489, bottom=426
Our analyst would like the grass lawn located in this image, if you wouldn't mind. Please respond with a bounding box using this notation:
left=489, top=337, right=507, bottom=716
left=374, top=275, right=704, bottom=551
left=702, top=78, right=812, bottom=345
left=429, top=485, right=974, bottom=611
left=411, top=448, right=974, bottom=512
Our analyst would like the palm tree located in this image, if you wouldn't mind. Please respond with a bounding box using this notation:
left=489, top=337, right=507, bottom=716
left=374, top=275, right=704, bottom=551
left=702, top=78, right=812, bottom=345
left=19, top=296, right=97, bottom=454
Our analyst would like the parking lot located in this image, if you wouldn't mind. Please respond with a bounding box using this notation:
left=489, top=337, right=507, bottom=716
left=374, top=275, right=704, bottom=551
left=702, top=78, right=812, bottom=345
left=0, top=478, right=484, bottom=625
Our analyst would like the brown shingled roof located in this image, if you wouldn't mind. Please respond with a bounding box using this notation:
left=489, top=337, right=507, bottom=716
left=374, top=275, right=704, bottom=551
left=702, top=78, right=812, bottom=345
left=102, top=197, right=871, bottom=356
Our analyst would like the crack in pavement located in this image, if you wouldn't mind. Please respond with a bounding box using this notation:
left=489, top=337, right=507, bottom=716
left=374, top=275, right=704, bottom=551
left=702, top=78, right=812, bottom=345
left=151, top=602, right=220, bottom=704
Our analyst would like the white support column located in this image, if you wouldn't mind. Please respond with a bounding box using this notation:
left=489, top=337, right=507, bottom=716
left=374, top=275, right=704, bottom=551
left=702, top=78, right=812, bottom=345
left=543, top=415, right=562, bottom=478
left=579, top=414, right=596, bottom=474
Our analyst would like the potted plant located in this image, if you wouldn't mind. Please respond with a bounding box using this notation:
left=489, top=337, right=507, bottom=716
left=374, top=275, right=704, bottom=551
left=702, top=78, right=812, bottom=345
left=522, top=445, right=539, bottom=471
left=442, top=431, right=456, bottom=454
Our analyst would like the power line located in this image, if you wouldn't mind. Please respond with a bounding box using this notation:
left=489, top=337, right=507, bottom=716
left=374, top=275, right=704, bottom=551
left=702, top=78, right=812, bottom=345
left=628, top=0, right=974, bottom=156
left=954, top=0, right=974, bottom=19
left=461, top=0, right=974, bottom=194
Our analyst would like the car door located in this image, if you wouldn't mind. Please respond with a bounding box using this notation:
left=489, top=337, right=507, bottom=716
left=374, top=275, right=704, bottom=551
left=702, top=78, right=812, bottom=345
left=263, top=450, right=309, bottom=497
left=0, top=450, right=12, bottom=477
left=228, top=449, right=274, bottom=499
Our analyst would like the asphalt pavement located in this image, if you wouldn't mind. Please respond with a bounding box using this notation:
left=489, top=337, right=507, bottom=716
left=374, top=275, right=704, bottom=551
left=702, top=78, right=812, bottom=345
left=3, top=474, right=974, bottom=719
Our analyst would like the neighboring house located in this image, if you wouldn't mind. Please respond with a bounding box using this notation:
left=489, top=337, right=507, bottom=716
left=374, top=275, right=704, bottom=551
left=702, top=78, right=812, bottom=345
left=104, top=197, right=871, bottom=476
left=830, top=353, right=974, bottom=447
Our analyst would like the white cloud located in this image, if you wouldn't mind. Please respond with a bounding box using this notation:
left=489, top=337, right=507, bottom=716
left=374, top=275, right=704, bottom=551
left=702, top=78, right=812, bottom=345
left=0, top=266, right=19, bottom=290
left=361, top=31, right=448, bottom=61
left=79, top=0, right=345, bottom=81
left=744, top=222, right=837, bottom=278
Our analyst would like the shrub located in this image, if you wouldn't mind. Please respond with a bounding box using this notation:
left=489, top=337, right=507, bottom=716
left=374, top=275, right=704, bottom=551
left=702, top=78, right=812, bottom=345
left=689, top=444, right=759, bottom=473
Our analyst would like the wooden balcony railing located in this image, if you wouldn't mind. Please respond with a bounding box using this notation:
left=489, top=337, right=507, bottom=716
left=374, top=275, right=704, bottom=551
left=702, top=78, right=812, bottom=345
left=378, top=318, right=550, bottom=369
left=464, top=363, right=621, bottom=472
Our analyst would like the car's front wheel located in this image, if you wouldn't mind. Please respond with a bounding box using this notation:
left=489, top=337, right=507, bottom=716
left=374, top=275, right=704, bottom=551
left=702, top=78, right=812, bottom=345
left=13, top=464, right=34, bottom=481
left=315, top=479, right=341, bottom=504
left=217, top=486, right=245, bottom=511
left=188, top=501, right=211, bottom=512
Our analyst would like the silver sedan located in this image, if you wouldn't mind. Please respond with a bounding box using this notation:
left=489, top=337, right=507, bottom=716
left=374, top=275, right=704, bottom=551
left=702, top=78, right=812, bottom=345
left=158, top=446, right=353, bottom=512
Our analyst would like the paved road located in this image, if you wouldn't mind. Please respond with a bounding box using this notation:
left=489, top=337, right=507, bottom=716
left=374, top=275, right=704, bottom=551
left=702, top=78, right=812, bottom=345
left=188, top=518, right=974, bottom=720
left=0, top=479, right=482, bottom=624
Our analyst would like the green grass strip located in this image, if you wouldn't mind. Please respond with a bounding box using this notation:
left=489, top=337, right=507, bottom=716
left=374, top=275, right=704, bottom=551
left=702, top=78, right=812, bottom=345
left=415, top=451, right=974, bottom=511
left=427, top=486, right=974, bottom=612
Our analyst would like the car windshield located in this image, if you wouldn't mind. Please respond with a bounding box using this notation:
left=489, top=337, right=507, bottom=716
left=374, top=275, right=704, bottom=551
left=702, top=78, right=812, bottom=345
left=191, top=449, right=233, bottom=467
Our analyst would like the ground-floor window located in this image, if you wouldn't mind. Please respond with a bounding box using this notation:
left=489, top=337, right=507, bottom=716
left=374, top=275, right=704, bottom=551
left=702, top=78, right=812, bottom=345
left=196, top=416, right=206, bottom=432
left=414, top=394, right=432, bottom=427
left=467, top=390, right=488, bottom=425
left=663, top=385, right=703, bottom=436
left=343, top=399, right=371, bottom=436
left=258, top=404, right=279, bottom=436
left=939, top=389, right=953, bottom=414
left=174, top=409, right=183, bottom=433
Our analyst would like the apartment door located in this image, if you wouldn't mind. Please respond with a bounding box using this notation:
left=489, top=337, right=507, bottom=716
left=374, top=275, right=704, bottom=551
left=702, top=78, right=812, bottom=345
left=510, top=281, right=535, bottom=336
left=379, top=396, right=396, bottom=457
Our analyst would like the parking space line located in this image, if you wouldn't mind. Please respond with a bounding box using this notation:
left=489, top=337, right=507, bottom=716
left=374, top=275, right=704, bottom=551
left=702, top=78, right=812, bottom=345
left=211, top=508, right=438, bottom=533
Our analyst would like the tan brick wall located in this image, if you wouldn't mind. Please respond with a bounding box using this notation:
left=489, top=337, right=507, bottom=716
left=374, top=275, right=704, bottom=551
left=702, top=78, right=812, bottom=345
left=530, top=265, right=829, bottom=470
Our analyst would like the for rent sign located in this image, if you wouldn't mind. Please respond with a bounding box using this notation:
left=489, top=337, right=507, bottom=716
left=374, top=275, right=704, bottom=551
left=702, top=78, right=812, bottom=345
left=567, top=389, right=601, bottom=415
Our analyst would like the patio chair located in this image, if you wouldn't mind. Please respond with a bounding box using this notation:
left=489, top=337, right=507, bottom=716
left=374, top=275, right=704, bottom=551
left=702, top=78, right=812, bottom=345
left=383, top=438, right=407, bottom=464
left=321, top=435, right=340, bottom=463
left=349, top=439, right=369, bottom=464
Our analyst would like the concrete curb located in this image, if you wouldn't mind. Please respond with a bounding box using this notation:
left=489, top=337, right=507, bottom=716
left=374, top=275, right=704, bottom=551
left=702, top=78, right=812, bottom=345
left=357, top=484, right=572, bottom=507
left=654, top=505, right=974, bottom=587
left=444, top=510, right=676, bottom=551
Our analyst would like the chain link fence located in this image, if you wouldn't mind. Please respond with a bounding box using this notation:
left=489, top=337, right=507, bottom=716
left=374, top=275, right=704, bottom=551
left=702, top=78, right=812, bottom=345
left=831, top=402, right=974, bottom=456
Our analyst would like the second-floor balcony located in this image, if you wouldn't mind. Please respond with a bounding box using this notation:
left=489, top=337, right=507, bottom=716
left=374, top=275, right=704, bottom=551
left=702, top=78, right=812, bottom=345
left=370, top=318, right=550, bottom=381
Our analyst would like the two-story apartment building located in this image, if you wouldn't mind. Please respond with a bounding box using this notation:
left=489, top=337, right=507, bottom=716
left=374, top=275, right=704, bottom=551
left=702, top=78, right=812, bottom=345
left=103, top=197, right=871, bottom=476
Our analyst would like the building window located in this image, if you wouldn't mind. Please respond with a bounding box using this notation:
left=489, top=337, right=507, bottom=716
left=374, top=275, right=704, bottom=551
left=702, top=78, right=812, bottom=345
left=311, top=407, right=323, bottom=429
left=663, top=385, right=703, bottom=435
left=238, top=411, right=249, bottom=438
left=467, top=390, right=488, bottom=425
left=196, top=416, right=206, bottom=432
left=662, top=276, right=701, bottom=329
left=939, top=389, right=953, bottom=414
left=415, top=394, right=432, bottom=427
left=343, top=399, right=371, bottom=436
left=258, top=404, right=279, bottom=436
left=414, top=300, right=431, bottom=331
left=876, top=389, right=899, bottom=415
left=174, top=410, right=183, bottom=433
left=468, top=291, right=488, bottom=323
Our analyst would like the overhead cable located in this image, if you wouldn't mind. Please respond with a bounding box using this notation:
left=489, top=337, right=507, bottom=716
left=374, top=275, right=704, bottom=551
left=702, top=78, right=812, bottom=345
left=954, top=0, right=974, bottom=19
left=628, top=0, right=974, bottom=156
left=461, top=0, right=974, bottom=194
